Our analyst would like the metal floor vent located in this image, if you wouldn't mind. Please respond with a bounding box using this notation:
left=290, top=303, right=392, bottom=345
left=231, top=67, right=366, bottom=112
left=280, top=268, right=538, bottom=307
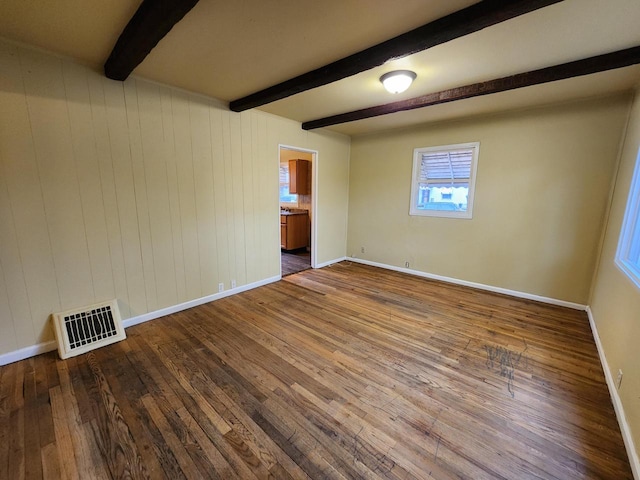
left=51, top=299, right=126, bottom=359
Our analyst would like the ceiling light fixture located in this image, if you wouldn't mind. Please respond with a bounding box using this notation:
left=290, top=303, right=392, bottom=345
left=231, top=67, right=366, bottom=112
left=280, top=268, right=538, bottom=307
left=380, top=70, right=417, bottom=94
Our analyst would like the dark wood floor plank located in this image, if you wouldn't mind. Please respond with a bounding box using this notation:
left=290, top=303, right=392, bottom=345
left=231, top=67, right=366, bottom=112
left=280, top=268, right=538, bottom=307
left=0, top=363, right=15, bottom=478
left=67, top=355, right=98, bottom=426
left=88, top=345, right=171, bottom=480
left=39, top=443, right=61, bottom=480
left=56, top=356, right=108, bottom=479
left=49, top=385, right=81, bottom=479
left=288, top=270, right=608, bottom=420
left=152, top=338, right=274, bottom=479
left=105, top=342, right=194, bottom=480
left=161, top=335, right=312, bottom=480
left=8, top=360, right=25, bottom=480
left=140, top=394, right=203, bottom=480
left=164, top=334, right=313, bottom=479
left=43, top=350, right=60, bottom=390
left=170, top=312, right=359, bottom=478
left=127, top=331, right=261, bottom=480
left=261, top=394, right=369, bottom=480
left=80, top=419, right=112, bottom=480
left=208, top=297, right=474, bottom=478
left=284, top=382, right=411, bottom=480
left=22, top=358, right=42, bottom=480
left=0, top=262, right=633, bottom=479
left=33, top=354, right=55, bottom=449
left=84, top=352, right=150, bottom=479
left=149, top=352, right=264, bottom=480
left=174, top=406, right=231, bottom=480
left=281, top=251, right=311, bottom=277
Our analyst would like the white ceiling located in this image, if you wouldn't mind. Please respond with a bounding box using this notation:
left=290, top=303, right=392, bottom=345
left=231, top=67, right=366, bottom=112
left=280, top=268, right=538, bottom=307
left=1, top=0, right=639, bottom=136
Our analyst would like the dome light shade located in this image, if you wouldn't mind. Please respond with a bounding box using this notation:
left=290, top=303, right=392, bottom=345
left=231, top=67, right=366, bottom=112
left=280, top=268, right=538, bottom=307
left=380, top=70, right=417, bottom=94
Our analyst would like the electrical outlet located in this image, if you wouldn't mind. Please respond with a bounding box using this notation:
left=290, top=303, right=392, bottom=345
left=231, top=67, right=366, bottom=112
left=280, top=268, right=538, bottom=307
left=361, top=246, right=365, bottom=253
left=231, top=280, right=236, bottom=289
left=218, top=283, right=224, bottom=293
left=616, top=369, right=623, bottom=389
left=405, top=261, right=410, bottom=268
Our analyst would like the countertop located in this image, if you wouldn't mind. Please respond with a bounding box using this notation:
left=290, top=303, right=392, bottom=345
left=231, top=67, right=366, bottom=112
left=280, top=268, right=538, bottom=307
left=280, top=209, right=308, bottom=216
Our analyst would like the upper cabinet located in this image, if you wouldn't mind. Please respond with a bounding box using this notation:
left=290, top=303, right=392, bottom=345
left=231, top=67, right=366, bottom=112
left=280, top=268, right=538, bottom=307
left=289, top=159, right=310, bottom=195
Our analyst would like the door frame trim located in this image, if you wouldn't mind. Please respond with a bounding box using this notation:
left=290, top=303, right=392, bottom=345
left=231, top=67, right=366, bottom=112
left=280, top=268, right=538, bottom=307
left=278, top=144, right=318, bottom=271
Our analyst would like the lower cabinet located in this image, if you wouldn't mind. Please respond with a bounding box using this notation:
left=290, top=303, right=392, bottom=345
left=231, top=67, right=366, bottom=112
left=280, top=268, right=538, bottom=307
left=280, top=214, right=308, bottom=250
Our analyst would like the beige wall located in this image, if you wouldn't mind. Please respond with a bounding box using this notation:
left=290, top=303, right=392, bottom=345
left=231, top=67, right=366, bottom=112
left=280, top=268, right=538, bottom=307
left=590, top=89, right=640, bottom=460
left=348, top=96, right=631, bottom=304
left=0, top=40, right=350, bottom=355
left=311, top=132, right=351, bottom=265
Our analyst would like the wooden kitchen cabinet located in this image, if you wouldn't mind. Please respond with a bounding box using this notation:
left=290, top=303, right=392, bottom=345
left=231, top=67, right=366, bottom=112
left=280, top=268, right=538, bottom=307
left=280, top=213, right=309, bottom=250
left=289, top=159, right=310, bottom=195
left=280, top=223, right=287, bottom=249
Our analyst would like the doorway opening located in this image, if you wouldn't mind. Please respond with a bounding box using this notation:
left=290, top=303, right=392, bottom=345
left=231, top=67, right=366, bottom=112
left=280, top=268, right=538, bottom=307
left=279, top=145, right=317, bottom=277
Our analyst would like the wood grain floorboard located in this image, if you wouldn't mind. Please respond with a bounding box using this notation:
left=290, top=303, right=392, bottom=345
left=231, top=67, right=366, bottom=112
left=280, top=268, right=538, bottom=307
left=281, top=251, right=311, bottom=277
left=0, top=262, right=633, bottom=479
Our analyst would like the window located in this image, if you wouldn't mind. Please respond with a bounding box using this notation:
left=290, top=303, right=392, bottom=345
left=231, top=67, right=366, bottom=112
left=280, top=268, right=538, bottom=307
left=616, top=148, right=640, bottom=289
left=279, top=163, right=297, bottom=203
left=410, top=142, right=479, bottom=219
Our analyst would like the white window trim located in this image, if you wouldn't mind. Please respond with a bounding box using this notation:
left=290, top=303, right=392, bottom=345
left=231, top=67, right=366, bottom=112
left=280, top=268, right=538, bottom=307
left=615, top=148, right=640, bottom=290
left=409, top=142, right=480, bottom=219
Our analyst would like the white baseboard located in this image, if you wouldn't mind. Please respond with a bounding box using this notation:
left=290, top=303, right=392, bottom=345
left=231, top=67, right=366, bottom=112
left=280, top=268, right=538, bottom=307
left=0, top=340, right=58, bottom=366
left=586, top=307, right=640, bottom=479
left=315, top=256, right=347, bottom=269
left=347, top=257, right=587, bottom=310
left=0, top=275, right=281, bottom=366
left=123, top=275, right=280, bottom=328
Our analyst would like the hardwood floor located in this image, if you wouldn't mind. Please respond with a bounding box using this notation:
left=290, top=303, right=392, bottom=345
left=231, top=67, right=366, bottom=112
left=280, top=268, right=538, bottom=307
left=281, top=250, right=311, bottom=276
left=0, top=262, right=632, bottom=479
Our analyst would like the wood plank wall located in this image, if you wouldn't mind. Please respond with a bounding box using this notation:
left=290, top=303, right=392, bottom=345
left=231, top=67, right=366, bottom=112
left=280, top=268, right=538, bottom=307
left=0, top=40, right=350, bottom=356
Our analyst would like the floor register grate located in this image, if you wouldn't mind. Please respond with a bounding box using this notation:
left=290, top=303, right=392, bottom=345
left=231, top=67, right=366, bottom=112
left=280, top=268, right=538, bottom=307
left=51, top=299, right=126, bottom=359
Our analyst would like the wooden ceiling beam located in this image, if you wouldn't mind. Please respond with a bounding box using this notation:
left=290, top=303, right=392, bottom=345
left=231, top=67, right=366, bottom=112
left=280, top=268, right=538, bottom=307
left=104, top=0, right=200, bottom=81
left=229, top=0, right=565, bottom=112
left=302, top=46, right=640, bottom=130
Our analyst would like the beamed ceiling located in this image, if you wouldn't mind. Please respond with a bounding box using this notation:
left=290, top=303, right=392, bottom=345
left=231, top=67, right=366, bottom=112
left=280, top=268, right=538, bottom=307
left=1, top=0, right=640, bottom=136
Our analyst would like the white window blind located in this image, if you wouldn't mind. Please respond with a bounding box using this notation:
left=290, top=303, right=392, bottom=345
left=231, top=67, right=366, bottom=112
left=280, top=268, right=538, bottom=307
left=279, top=165, right=289, bottom=185
left=410, top=142, right=479, bottom=219
left=419, top=150, right=472, bottom=185
left=279, top=163, right=297, bottom=203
